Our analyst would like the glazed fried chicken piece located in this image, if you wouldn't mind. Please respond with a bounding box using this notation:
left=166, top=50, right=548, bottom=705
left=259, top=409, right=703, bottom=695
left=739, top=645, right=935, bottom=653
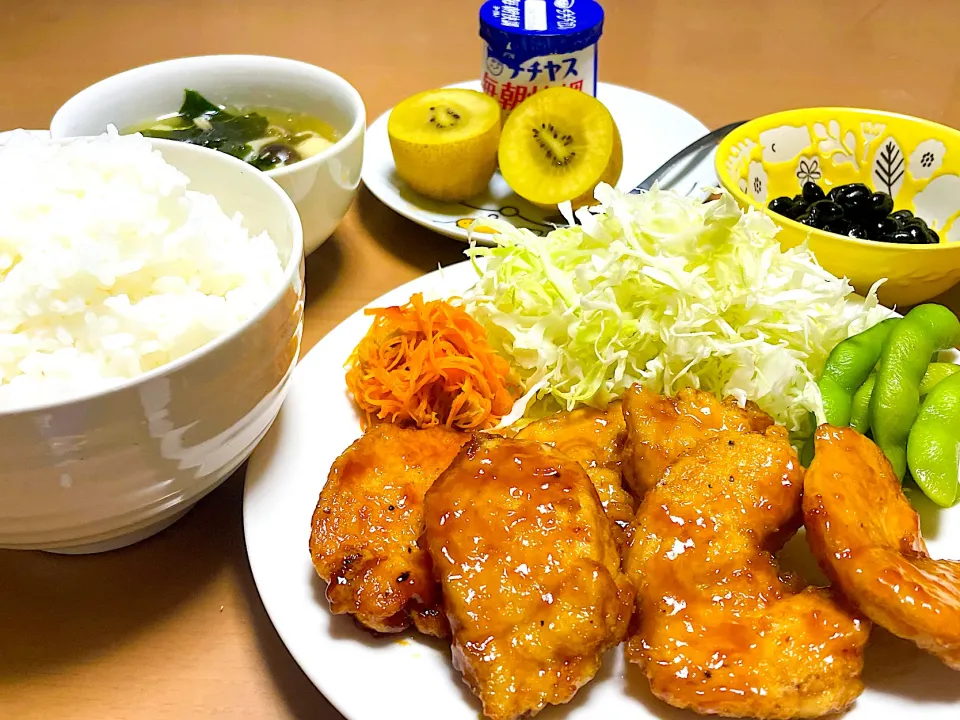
left=804, top=425, right=960, bottom=670
left=309, top=424, right=469, bottom=636
left=423, top=436, right=634, bottom=720
left=622, top=385, right=773, bottom=498
left=517, top=402, right=635, bottom=547
left=625, top=426, right=869, bottom=719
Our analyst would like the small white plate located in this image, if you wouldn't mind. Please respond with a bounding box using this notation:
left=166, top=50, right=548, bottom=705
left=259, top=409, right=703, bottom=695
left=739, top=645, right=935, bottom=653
left=244, top=261, right=960, bottom=720
left=362, top=82, right=715, bottom=243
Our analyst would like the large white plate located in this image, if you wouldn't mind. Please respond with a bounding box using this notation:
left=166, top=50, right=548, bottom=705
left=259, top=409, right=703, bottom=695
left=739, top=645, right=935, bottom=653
left=244, top=261, right=960, bottom=720
left=362, top=81, right=716, bottom=244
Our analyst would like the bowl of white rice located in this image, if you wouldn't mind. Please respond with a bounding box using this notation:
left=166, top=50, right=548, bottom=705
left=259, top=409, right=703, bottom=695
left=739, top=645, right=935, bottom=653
left=0, top=129, right=303, bottom=553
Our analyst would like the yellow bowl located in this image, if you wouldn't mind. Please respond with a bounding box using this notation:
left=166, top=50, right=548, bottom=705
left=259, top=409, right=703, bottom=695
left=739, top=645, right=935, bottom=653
left=716, top=107, right=960, bottom=306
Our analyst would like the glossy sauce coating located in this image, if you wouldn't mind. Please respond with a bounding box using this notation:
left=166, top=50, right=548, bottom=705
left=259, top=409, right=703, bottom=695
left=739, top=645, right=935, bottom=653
left=625, top=426, right=869, bottom=718
left=423, top=437, right=634, bottom=720
left=517, top=402, right=636, bottom=547
left=622, top=385, right=774, bottom=498
left=804, top=425, right=960, bottom=669
left=309, top=424, right=469, bottom=635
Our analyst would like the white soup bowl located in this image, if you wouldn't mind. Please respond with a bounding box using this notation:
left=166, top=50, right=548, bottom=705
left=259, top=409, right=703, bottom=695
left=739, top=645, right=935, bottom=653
left=51, top=54, right=364, bottom=255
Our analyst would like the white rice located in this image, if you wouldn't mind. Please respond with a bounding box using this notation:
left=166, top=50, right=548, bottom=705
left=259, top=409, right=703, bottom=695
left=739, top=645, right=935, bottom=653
left=0, top=129, right=284, bottom=410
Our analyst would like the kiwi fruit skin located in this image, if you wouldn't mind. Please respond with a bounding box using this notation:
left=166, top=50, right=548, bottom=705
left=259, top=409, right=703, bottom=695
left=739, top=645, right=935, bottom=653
left=498, top=88, right=623, bottom=209
left=568, top=122, right=623, bottom=209
left=388, top=89, right=501, bottom=202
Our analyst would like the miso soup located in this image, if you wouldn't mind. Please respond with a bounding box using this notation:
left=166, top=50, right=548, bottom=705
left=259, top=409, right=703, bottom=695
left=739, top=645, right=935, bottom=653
left=125, top=89, right=339, bottom=171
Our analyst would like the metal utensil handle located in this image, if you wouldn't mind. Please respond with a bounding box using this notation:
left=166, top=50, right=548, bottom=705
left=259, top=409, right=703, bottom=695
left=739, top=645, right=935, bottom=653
left=630, top=119, right=749, bottom=194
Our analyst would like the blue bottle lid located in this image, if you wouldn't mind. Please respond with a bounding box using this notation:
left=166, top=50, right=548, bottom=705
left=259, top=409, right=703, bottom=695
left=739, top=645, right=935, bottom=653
left=480, top=0, right=605, bottom=68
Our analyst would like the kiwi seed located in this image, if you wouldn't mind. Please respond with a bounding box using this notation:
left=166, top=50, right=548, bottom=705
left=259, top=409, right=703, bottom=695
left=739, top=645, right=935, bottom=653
left=531, top=123, right=576, bottom=167
left=428, top=106, right=462, bottom=130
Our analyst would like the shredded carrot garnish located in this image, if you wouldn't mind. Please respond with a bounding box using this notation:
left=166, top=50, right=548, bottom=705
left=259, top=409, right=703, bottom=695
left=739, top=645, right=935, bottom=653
left=345, top=294, right=521, bottom=430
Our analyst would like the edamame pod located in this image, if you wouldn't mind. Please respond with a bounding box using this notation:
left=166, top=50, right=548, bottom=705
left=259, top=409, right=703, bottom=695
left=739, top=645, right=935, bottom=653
left=907, top=372, right=960, bottom=507
left=849, top=374, right=876, bottom=434
left=847, top=363, right=958, bottom=434
left=818, top=318, right=897, bottom=426
left=919, top=362, right=960, bottom=396
left=870, top=305, right=960, bottom=480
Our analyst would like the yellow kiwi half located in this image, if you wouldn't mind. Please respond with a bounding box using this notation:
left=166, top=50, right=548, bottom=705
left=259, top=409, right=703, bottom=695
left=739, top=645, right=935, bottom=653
left=498, top=88, right=623, bottom=208
left=388, top=89, right=501, bottom=202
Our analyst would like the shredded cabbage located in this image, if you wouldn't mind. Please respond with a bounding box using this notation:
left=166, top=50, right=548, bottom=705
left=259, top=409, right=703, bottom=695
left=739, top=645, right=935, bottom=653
left=463, top=184, right=893, bottom=442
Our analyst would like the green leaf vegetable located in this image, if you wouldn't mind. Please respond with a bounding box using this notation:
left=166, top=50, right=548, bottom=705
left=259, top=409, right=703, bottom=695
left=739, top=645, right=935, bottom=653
left=178, top=89, right=228, bottom=120
left=137, top=89, right=271, bottom=167
left=463, top=184, right=893, bottom=444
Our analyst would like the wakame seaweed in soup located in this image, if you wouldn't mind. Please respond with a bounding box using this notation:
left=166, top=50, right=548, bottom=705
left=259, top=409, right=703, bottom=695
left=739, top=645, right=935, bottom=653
left=125, top=90, right=339, bottom=171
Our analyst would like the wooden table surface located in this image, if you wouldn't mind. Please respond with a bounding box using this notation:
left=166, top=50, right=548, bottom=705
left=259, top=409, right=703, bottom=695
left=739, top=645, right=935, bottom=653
left=2, top=1, right=960, bottom=718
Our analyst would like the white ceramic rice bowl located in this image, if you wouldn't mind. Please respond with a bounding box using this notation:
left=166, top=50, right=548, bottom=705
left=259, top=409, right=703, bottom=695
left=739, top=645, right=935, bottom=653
left=0, top=137, right=304, bottom=553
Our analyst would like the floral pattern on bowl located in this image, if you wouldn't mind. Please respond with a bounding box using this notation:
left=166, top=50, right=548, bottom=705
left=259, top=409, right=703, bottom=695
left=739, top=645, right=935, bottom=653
left=725, top=112, right=960, bottom=235
left=716, top=107, right=960, bottom=306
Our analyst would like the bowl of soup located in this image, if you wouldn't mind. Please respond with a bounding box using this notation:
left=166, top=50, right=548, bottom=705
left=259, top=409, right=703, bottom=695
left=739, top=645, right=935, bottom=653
left=51, top=55, right=366, bottom=255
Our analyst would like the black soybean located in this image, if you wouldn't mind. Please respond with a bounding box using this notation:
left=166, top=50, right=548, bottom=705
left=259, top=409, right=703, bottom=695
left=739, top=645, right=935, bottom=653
left=889, top=209, right=915, bottom=226
left=828, top=183, right=871, bottom=216
left=768, top=197, right=793, bottom=213
left=871, top=217, right=899, bottom=238
left=905, top=223, right=937, bottom=244
left=824, top=218, right=854, bottom=235
left=808, top=200, right=843, bottom=225
left=765, top=181, right=929, bottom=247
left=867, top=192, right=894, bottom=218
left=886, top=228, right=929, bottom=244
left=903, top=224, right=929, bottom=243
left=802, top=181, right=826, bottom=203
left=878, top=230, right=909, bottom=243
left=768, top=196, right=800, bottom=219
